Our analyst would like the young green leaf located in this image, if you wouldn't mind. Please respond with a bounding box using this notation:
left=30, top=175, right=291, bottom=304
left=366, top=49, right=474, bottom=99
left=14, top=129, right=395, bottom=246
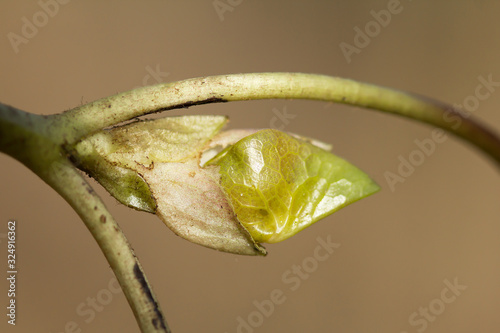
left=72, top=116, right=379, bottom=255
left=208, top=129, right=380, bottom=243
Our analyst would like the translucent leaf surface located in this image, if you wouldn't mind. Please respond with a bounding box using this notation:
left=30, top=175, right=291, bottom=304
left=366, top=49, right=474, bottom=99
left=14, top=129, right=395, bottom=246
left=209, top=129, right=380, bottom=243
left=74, top=115, right=227, bottom=212
left=74, top=141, right=157, bottom=212
left=141, top=160, right=266, bottom=255
left=84, top=115, right=227, bottom=169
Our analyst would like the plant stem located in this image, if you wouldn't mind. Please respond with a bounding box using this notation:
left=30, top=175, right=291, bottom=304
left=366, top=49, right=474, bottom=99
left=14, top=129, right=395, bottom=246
left=2, top=72, right=499, bottom=333
left=0, top=103, right=170, bottom=333
left=54, top=73, right=500, bottom=166
left=46, top=159, right=170, bottom=333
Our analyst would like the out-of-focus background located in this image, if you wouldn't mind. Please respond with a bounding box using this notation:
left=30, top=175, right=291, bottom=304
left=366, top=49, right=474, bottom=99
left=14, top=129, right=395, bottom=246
left=1, top=1, right=500, bottom=332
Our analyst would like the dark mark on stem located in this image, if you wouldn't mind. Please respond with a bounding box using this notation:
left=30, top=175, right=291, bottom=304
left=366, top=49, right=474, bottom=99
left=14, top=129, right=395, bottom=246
left=151, top=97, right=228, bottom=114
left=133, top=263, right=169, bottom=331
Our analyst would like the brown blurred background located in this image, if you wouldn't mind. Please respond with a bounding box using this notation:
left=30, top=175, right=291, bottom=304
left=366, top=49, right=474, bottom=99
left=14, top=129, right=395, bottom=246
left=1, top=1, right=500, bottom=332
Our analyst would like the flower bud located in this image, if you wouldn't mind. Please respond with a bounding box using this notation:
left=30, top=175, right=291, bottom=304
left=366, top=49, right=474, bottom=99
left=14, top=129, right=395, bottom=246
left=72, top=116, right=379, bottom=255
left=74, top=116, right=265, bottom=255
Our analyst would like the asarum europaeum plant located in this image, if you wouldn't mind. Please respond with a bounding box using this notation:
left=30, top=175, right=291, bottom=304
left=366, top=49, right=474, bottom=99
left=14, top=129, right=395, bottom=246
left=2, top=73, right=500, bottom=333
left=72, top=115, right=380, bottom=255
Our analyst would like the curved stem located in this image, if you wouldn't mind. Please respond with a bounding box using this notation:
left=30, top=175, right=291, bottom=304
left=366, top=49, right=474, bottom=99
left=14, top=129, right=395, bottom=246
left=46, top=159, right=170, bottom=333
left=2, top=72, right=500, bottom=333
left=0, top=104, right=170, bottom=333
left=53, top=73, right=500, bottom=166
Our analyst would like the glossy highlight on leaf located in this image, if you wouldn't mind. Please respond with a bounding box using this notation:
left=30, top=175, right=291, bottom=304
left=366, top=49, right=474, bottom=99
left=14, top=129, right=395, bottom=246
left=208, top=129, right=380, bottom=243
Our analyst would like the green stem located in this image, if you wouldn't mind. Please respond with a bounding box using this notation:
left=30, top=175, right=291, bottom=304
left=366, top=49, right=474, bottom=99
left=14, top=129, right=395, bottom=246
left=0, top=103, right=55, bottom=174
left=0, top=103, right=170, bottom=333
left=53, top=73, right=500, bottom=166
left=45, top=159, right=170, bottom=333
left=2, top=72, right=500, bottom=333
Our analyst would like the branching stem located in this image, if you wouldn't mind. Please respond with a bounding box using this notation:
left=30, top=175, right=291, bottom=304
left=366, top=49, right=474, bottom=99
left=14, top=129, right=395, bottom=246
left=55, top=73, right=500, bottom=165
left=0, top=103, right=170, bottom=333
left=1, top=72, right=499, bottom=333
